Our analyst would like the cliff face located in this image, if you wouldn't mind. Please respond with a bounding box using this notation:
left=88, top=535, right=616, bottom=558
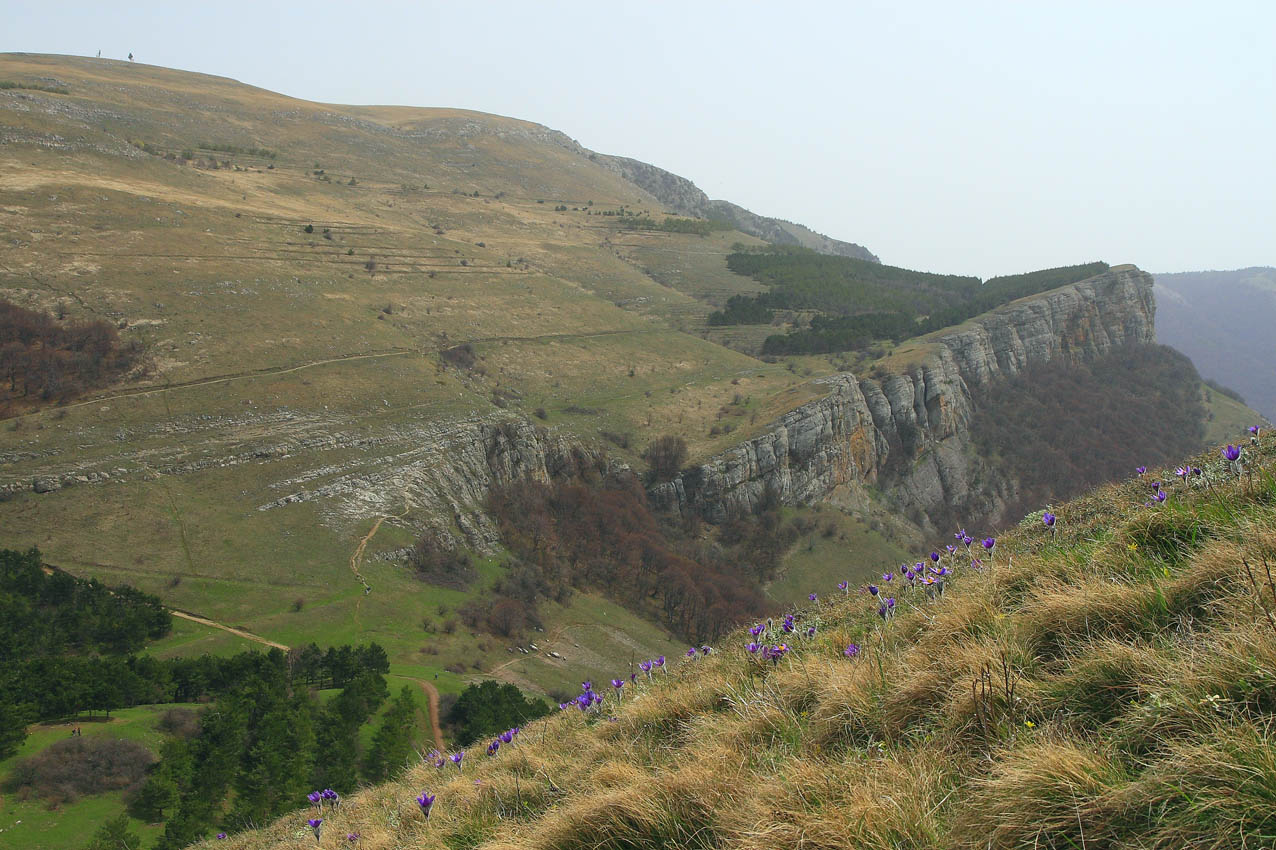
left=650, top=265, right=1156, bottom=531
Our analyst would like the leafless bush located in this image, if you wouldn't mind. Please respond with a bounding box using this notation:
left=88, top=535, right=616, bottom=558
left=3, top=737, right=156, bottom=805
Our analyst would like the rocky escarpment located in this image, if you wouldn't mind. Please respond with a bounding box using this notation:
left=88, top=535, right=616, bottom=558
left=650, top=265, right=1156, bottom=532
left=3, top=409, right=604, bottom=553
left=597, top=154, right=880, bottom=262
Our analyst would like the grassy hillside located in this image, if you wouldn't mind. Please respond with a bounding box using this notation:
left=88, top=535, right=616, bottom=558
left=0, top=53, right=844, bottom=694
left=211, top=433, right=1276, bottom=849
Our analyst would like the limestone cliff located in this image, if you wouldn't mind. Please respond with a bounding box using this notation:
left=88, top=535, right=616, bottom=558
left=649, top=265, right=1156, bottom=532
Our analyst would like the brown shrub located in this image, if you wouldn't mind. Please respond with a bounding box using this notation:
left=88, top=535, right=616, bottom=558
left=3, top=736, right=156, bottom=804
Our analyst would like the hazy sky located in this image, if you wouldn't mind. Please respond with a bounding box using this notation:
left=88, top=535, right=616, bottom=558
left=6, top=1, right=1273, bottom=277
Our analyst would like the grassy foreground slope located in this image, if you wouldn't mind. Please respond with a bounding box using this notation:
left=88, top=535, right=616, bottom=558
left=216, top=434, right=1276, bottom=850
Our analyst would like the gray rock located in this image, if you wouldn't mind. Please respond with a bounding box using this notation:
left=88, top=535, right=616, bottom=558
left=651, top=266, right=1156, bottom=533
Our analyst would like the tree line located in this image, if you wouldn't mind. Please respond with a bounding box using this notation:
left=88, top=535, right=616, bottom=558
left=705, top=249, right=1110, bottom=357
left=135, top=650, right=413, bottom=848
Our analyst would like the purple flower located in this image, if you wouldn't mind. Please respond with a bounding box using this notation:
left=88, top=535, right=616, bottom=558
left=307, top=790, right=322, bottom=808
left=581, top=680, right=592, bottom=692
left=809, top=592, right=818, bottom=602
left=1175, top=466, right=1189, bottom=480
left=640, top=660, right=653, bottom=675
left=882, top=572, right=894, bottom=582
left=970, top=558, right=983, bottom=570
left=962, top=535, right=973, bottom=547
left=878, top=597, right=896, bottom=619
left=416, top=792, right=435, bottom=819
left=499, top=730, right=513, bottom=744
left=686, top=648, right=697, bottom=658
left=1043, top=512, right=1056, bottom=528
left=655, top=655, right=666, bottom=671
left=982, top=537, right=996, bottom=550
left=805, top=625, right=817, bottom=639
left=1154, top=490, right=1167, bottom=503
left=946, top=544, right=956, bottom=554
left=487, top=740, right=500, bottom=755
left=217, top=834, right=227, bottom=841
left=1136, top=466, right=1147, bottom=475
left=838, top=580, right=849, bottom=592
left=558, top=702, right=569, bottom=710
left=1224, top=444, right=1241, bottom=461
left=868, top=584, right=879, bottom=596
left=630, top=672, right=638, bottom=685
left=749, top=623, right=764, bottom=636
left=700, top=645, right=712, bottom=656
left=347, top=834, right=360, bottom=843
left=1249, top=425, right=1261, bottom=436
left=955, top=528, right=967, bottom=540
left=930, top=551, right=940, bottom=563
left=767, top=643, right=789, bottom=662
left=450, top=752, right=464, bottom=771
left=747, top=641, right=761, bottom=653
left=434, top=757, right=446, bottom=769
left=611, top=678, right=624, bottom=691
left=844, top=643, right=860, bottom=658
left=308, top=819, right=323, bottom=841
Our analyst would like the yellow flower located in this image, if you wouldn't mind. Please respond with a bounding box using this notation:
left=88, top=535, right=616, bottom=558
left=1127, top=543, right=1138, bottom=552
left=1024, top=720, right=1036, bottom=728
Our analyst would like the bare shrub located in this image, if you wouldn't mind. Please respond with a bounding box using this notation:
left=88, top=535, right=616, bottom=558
left=3, top=737, right=156, bottom=804
left=155, top=708, right=201, bottom=740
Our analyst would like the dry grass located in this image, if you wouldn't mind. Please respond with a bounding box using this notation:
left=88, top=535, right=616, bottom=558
left=164, top=424, right=1276, bottom=849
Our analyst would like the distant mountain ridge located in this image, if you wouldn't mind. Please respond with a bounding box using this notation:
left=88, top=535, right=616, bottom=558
left=1153, top=267, right=1276, bottom=421
left=597, top=154, right=879, bottom=261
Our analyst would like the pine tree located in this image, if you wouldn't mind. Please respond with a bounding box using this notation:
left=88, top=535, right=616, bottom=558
left=363, top=685, right=418, bottom=782
left=82, top=814, right=141, bottom=850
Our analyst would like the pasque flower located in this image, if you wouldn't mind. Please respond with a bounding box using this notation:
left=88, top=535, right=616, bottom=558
left=450, top=752, right=464, bottom=771
left=844, top=643, right=860, bottom=658
left=416, top=792, right=435, bottom=819
left=1224, top=444, right=1242, bottom=461
left=1042, top=511, right=1056, bottom=528
left=308, top=819, right=323, bottom=842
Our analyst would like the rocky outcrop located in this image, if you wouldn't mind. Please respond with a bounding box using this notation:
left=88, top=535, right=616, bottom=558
left=258, top=417, right=608, bottom=551
left=597, top=155, right=879, bottom=262
left=650, top=266, right=1156, bottom=532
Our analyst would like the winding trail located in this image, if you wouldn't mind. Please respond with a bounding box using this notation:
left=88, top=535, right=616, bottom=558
left=416, top=679, right=446, bottom=752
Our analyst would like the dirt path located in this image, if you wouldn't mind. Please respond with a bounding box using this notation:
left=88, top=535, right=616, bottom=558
left=169, top=610, right=291, bottom=650
left=416, top=679, right=446, bottom=752
left=48, top=347, right=417, bottom=413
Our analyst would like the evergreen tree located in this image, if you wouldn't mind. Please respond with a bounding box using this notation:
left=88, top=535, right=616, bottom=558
left=447, top=680, right=550, bottom=746
left=0, top=700, right=32, bottom=760
left=82, top=814, right=141, bottom=850
left=363, top=685, right=418, bottom=782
